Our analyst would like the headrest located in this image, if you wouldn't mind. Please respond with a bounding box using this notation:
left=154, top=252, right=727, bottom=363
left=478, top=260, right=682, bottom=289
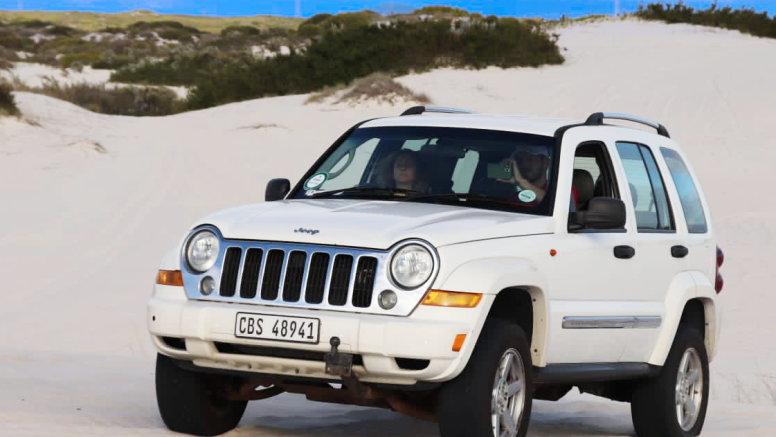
left=573, top=169, right=595, bottom=205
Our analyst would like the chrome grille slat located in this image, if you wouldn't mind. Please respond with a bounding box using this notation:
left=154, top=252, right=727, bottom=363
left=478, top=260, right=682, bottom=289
left=219, top=247, right=242, bottom=297
left=239, top=248, right=263, bottom=299
left=282, top=251, right=307, bottom=302
left=353, top=256, right=378, bottom=308
left=261, top=249, right=285, bottom=300
left=328, top=254, right=353, bottom=306
left=304, top=252, right=329, bottom=304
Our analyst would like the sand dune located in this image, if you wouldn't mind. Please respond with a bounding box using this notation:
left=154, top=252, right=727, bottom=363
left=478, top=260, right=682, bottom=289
left=1, top=19, right=775, bottom=435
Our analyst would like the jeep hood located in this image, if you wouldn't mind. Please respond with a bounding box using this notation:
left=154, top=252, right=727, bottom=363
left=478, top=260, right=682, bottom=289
left=196, top=199, right=554, bottom=249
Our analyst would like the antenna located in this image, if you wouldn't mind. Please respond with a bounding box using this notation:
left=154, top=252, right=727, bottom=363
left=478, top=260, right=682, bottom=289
left=615, top=0, right=620, bottom=17
left=18, top=0, right=23, bottom=10
left=295, top=0, right=301, bottom=17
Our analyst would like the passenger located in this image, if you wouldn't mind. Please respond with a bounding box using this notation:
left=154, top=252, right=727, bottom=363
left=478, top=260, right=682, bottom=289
left=497, top=146, right=551, bottom=203
left=380, top=150, right=428, bottom=193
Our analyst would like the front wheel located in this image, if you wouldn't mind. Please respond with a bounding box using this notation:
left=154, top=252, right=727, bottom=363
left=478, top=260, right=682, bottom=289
left=631, top=326, right=710, bottom=437
left=438, top=319, right=533, bottom=437
left=156, top=354, right=248, bottom=436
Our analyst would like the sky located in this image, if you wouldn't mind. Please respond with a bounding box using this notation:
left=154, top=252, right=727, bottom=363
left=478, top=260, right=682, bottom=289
left=0, top=0, right=773, bottom=19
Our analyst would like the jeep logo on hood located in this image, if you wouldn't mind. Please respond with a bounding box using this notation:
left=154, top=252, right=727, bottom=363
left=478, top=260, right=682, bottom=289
left=294, top=227, right=320, bottom=236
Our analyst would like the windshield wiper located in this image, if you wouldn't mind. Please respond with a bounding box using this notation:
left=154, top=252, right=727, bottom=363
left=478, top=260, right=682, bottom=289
left=308, top=186, right=420, bottom=199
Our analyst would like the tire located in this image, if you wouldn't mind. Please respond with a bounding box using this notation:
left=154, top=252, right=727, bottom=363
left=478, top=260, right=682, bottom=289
left=438, top=319, right=533, bottom=437
left=631, top=325, right=710, bottom=437
left=155, top=354, right=248, bottom=436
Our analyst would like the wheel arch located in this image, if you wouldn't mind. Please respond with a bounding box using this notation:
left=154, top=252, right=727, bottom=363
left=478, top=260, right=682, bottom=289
left=648, top=271, right=720, bottom=365
left=435, top=257, right=550, bottom=367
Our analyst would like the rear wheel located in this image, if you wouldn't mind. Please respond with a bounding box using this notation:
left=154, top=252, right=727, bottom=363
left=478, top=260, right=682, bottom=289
left=155, top=354, right=248, bottom=436
left=631, top=326, right=709, bottom=437
left=438, top=319, right=533, bottom=437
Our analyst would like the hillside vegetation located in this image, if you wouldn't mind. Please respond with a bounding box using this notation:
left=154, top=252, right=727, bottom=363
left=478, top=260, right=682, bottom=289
left=636, top=2, right=776, bottom=39
left=0, top=10, right=301, bottom=33
left=0, top=6, right=564, bottom=114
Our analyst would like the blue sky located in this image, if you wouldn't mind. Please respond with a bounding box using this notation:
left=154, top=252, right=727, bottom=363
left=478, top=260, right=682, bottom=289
left=1, top=0, right=773, bottom=18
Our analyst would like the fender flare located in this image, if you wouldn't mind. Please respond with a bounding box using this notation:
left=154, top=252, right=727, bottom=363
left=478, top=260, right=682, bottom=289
left=647, top=271, right=719, bottom=365
left=438, top=257, right=550, bottom=366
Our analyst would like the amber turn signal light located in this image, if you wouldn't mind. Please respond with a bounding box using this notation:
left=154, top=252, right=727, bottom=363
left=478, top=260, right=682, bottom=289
left=422, top=290, right=482, bottom=308
left=452, top=334, right=467, bottom=352
left=156, top=270, right=184, bottom=287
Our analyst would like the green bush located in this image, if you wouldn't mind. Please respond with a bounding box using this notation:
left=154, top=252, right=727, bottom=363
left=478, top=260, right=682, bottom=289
left=413, top=6, right=473, bottom=17
left=186, top=18, right=563, bottom=109
left=220, top=25, right=261, bottom=37
left=111, top=52, right=219, bottom=86
left=0, top=80, right=20, bottom=116
left=17, top=80, right=183, bottom=116
left=635, top=2, right=776, bottom=39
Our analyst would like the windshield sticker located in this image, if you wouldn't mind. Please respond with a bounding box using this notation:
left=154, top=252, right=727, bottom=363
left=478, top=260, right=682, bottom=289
left=518, top=190, right=537, bottom=203
left=304, top=172, right=328, bottom=190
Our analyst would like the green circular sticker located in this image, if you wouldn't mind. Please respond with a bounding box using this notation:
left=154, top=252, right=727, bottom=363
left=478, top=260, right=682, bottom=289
left=304, top=172, right=328, bottom=190
left=518, top=190, right=537, bottom=203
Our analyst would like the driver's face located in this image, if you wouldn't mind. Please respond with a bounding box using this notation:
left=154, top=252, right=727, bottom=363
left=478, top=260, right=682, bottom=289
left=515, top=152, right=548, bottom=182
left=393, top=155, right=417, bottom=185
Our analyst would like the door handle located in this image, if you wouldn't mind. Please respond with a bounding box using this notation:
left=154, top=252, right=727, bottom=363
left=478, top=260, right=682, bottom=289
left=671, top=245, right=689, bottom=258
left=614, top=245, right=635, bottom=259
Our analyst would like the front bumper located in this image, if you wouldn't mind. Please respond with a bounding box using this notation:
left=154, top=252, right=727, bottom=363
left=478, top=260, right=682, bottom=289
left=148, top=285, right=489, bottom=385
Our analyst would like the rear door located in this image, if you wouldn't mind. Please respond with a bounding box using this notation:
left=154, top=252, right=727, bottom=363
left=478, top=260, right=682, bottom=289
left=610, top=136, right=688, bottom=362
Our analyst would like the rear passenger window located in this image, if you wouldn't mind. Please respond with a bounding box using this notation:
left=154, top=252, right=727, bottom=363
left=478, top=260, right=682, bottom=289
left=661, top=148, right=708, bottom=233
left=616, top=142, right=674, bottom=231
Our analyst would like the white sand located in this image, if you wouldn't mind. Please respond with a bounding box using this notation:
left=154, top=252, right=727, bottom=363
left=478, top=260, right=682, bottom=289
left=1, top=19, right=775, bottom=435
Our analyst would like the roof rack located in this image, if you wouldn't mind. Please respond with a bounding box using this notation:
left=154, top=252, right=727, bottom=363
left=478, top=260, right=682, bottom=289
left=400, top=106, right=478, bottom=116
left=584, top=112, right=670, bottom=138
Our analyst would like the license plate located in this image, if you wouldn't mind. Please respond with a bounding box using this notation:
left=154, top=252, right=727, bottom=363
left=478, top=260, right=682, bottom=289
left=234, top=312, right=320, bottom=344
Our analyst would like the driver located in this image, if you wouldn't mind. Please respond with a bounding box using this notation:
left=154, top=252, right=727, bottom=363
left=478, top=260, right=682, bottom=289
left=380, top=150, right=429, bottom=193
left=497, top=145, right=550, bottom=203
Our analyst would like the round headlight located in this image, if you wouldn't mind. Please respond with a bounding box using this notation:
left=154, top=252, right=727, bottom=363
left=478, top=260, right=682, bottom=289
left=186, top=230, right=220, bottom=273
left=390, top=244, right=434, bottom=289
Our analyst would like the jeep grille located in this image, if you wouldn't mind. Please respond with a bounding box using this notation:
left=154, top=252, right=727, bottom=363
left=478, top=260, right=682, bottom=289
left=218, top=243, right=378, bottom=309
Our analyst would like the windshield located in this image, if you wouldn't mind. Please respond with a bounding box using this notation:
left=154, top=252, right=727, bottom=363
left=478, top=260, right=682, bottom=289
left=291, top=126, right=558, bottom=215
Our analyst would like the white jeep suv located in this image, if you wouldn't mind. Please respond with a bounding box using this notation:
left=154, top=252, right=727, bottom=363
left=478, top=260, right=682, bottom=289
left=148, top=107, right=724, bottom=437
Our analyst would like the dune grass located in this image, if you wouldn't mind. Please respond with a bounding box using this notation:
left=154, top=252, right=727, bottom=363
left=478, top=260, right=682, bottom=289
left=635, top=2, right=776, bottom=39
left=0, top=10, right=302, bottom=33
left=306, top=73, right=430, bottom=105
left=12, top=77, right=183, bottom=116
left=0, top=79, right=20, bottom=116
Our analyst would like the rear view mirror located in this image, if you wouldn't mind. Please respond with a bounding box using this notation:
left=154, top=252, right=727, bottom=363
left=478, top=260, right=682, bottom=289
left=265, top=178, right=291, bottom=201
left=569, top=197, right=626, bottom=231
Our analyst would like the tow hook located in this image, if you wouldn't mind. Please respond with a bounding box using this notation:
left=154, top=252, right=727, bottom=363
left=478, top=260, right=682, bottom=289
left=324, top=336, right=353, bottom=378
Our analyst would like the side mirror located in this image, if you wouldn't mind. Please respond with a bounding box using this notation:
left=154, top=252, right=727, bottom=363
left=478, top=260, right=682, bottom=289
left=569, top=197, right=626, bottom=231
left=265, top=178, right=291, bottom=201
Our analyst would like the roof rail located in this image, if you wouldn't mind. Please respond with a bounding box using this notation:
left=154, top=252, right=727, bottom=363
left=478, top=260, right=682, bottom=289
left=584, top=112, right=670, bottom=138
left=400, top=106, right=477, bottom=116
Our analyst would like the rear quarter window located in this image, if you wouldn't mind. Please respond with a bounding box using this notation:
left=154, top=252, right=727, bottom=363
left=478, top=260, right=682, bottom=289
left=660, top=148, right=708, bottom=233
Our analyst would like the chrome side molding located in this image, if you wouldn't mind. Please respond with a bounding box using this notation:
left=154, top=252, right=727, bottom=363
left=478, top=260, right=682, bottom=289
left=562, top=316, right=662, bottom=329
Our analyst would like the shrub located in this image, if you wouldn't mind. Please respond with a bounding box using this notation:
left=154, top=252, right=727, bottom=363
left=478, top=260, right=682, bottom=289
left=220, top=25, right=261, bottom=37
left=306, top=72, right=430, bottom=105
left=635, top=2, right=776, bottom=39
left=0, top=79, right=20, bottom=116
left=413, top=6, right=473, bottom=17
left=186, top=18, right=563, bottom=109
left=16, top=79, right=183, bottom=116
